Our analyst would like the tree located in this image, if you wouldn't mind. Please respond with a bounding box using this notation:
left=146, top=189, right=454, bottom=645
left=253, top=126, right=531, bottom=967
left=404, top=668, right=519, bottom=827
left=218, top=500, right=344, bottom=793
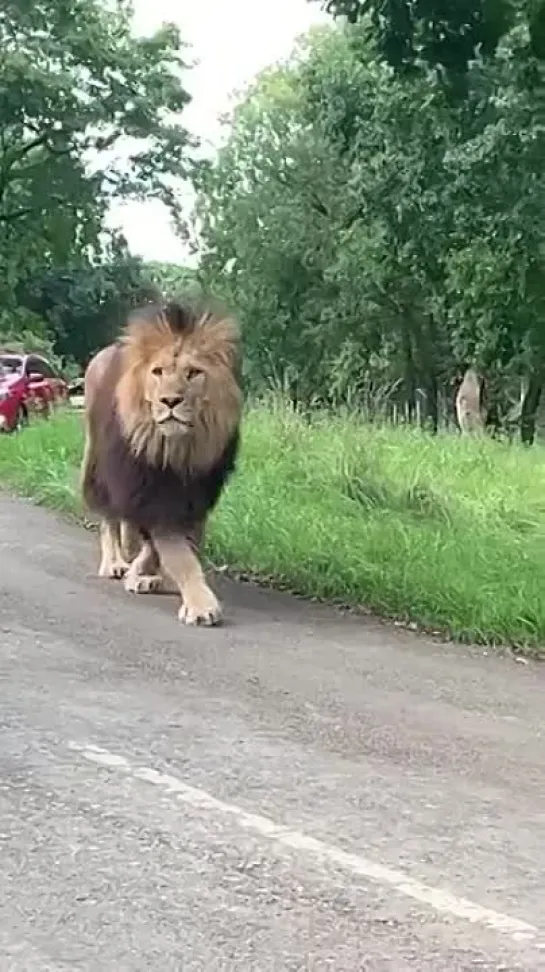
left=195, top=26, right=460, bottom=419
left=195, top=53, right=354, bottom=402
left=18, top=247, right=160, bottom=367
left=0, top=0, right=195, bottom=311
left=311, top=1, right=545, bottom=77
left=196, top=15, right=545, bottom=440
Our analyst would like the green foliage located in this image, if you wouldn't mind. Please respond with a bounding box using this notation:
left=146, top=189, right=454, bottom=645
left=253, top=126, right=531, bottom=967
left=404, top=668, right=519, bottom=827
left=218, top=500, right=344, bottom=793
left=144, top=261, right=200, bottom=299
left=0, top=320, right=71, bottom=380
left=195, top=15, right=545, bottom=439
left=313, top=1, right=533, bottom=79
left=0, top=0, right=194, bottom=365
left=0, top=0, right=192, bottom=237
left=18, top=249, right=160, bottom=366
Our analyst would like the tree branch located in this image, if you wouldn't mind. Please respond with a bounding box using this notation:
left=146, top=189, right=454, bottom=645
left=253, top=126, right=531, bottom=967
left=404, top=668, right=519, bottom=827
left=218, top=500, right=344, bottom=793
left=0, top=194, right=66, bottom=224
left=0, top=206, right=44, bottom=224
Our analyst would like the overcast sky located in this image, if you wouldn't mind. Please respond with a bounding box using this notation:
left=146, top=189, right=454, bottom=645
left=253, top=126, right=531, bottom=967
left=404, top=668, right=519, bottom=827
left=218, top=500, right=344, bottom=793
left=106, top=0, right=328, bottom=264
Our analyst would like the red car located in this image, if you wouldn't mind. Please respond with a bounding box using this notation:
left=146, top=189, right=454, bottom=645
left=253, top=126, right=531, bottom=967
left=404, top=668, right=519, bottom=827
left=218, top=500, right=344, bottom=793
left=0, top=351, right=69, bottom=433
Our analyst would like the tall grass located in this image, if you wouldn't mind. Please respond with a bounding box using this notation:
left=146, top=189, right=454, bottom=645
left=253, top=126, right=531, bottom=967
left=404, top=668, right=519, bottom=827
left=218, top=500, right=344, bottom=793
left=2, top=404, right=545, bottom=652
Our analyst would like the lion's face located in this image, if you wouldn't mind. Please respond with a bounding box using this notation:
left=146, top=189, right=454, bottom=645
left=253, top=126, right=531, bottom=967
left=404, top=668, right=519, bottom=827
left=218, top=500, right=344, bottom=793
left=115, top=305, right=242, bottom=472
left=144, top=345, right=206, bottom=440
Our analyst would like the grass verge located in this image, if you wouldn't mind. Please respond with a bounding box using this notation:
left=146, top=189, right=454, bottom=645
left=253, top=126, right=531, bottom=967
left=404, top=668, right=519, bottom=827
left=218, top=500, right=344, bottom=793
left=1, top=405, right=545, bottom=654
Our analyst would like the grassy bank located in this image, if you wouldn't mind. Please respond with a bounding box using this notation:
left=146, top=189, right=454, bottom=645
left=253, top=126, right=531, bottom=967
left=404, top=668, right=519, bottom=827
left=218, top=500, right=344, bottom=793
left=2, top=405, right=545, bottom=652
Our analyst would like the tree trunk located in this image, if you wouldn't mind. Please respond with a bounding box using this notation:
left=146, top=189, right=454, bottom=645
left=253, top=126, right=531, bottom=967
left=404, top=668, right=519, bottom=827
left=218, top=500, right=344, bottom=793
left=412, top=313, right=439, bottom=434
left=481, top=375, right=502, bottom=438
left=402, top=326, right=416, bottom=422
left=520, top=370, right=543, bottom=446
left=424, top=370, right=439, bottom=434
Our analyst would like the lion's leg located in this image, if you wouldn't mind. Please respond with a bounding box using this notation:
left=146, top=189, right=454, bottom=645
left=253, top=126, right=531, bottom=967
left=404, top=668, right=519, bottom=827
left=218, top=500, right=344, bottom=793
left=152, top=532, right=221, bottom=626
left=124, top=534, right=164, bottom=595
left=123, top=529, right=178, bottom=595
left=98, top=518, right=129, bottom=579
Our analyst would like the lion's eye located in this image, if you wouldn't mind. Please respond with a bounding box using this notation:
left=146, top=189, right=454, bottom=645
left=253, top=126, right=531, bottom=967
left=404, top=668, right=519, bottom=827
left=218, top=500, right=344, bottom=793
left=187, top=367, right=203, bottom=380
left=151, top=366, right=163, bottom=377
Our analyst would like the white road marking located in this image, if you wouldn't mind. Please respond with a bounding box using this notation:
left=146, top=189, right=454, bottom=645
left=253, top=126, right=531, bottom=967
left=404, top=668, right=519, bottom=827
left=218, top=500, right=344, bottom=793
left=68, top=741, right=538, bottom=944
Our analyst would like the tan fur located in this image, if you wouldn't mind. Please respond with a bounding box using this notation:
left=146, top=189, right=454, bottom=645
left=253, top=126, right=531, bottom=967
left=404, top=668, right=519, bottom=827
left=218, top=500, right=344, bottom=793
left=81, top=304, right=243, bottom=626
left=456, top=368, right=485, bottom=435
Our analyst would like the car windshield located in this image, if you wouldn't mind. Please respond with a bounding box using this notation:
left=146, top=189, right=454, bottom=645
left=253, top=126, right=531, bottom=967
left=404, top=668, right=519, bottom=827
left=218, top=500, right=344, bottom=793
left=0, top=355, right=23, bottom=376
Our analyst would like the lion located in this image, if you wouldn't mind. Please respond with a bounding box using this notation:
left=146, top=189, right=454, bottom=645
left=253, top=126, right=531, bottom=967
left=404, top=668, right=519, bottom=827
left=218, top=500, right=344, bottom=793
left=80, top=298, right=243, bottom=626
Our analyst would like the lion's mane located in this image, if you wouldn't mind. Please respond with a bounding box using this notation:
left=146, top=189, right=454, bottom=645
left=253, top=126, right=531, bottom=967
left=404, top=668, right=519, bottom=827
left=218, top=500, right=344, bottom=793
left=82, top=299, right=243, bottom=535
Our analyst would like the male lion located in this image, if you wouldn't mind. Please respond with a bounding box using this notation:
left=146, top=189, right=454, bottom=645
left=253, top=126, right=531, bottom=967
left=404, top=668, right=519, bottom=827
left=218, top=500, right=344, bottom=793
left=81, top=298, right=243, bottom=626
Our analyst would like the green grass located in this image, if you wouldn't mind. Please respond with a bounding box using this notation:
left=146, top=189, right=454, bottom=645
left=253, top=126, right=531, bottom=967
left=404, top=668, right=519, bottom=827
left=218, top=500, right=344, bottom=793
left=2, top=404, right=545, bottom=653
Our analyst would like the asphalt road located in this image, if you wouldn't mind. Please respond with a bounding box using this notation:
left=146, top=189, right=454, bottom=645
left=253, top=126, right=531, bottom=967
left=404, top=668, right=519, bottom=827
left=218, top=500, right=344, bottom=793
left=1, top=493, right=545, bottom=971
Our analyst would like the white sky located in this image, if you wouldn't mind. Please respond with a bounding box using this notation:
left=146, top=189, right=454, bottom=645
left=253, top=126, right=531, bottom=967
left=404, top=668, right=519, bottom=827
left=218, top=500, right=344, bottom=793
left=106, top=0, right=328, bottom=265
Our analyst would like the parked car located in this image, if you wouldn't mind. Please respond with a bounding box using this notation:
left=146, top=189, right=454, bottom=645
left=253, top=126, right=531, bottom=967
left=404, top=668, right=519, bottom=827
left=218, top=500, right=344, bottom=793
left=0, top=352, right=69, bottom=433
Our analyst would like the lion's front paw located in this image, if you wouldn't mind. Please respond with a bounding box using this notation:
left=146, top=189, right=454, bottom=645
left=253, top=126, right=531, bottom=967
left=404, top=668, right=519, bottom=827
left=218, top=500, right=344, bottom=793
left=124, top=572, right=163, bottom=595
left=98, top=557, right=129, bottom=579
left=178, top=584, right=222, bottom=627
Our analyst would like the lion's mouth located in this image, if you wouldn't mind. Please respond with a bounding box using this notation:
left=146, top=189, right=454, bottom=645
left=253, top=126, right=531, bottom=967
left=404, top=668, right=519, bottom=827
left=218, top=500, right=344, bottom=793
left=158, top=415, right=193, bottom=431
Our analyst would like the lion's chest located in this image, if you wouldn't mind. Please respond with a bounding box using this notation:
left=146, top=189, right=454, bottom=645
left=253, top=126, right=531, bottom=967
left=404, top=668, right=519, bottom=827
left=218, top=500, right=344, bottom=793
left=96, top=417, right=238, bottom=532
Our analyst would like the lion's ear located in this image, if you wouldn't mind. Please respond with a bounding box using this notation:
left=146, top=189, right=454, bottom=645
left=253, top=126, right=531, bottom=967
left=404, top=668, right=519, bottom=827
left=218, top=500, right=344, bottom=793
left=220, top=315, right=241, bottom=344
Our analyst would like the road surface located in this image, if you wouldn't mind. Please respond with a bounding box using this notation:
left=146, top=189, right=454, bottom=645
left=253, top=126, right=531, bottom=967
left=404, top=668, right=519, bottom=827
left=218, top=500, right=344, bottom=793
left=0, top=493, right=544, bottom=971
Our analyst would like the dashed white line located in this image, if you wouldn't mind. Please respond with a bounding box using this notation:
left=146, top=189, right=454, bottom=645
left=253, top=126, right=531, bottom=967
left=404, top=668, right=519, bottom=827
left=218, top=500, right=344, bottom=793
left=68, top=741, right=539, bottom=944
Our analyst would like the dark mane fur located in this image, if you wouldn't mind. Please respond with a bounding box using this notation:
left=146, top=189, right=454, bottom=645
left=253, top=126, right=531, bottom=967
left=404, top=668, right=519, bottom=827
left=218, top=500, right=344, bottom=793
left=128, top=298, right=201, bottom=336
left=127, top=295, right=233, bottom=338
left=83, top=342, right=240, bottom=533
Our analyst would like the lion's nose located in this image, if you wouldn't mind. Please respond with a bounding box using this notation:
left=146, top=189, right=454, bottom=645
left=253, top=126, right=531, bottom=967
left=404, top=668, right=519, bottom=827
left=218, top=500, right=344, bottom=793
left=160, top=395, right=183, bottom=409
